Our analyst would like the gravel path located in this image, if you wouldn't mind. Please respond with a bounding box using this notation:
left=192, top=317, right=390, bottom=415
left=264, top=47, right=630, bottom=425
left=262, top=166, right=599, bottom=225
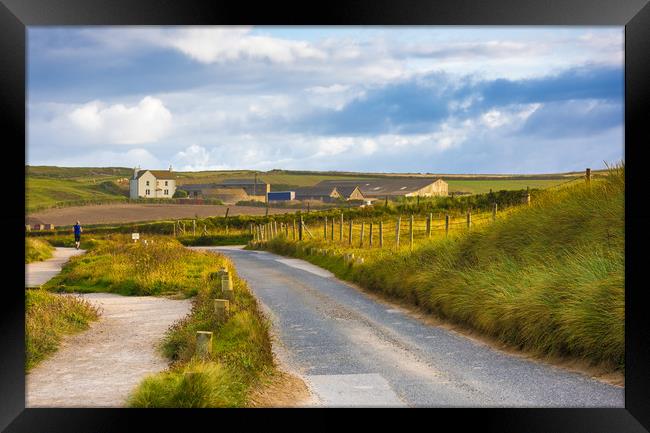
left=202, top=246, right=624, bottom=408
left=25, top=248, right=192, bottom=407
left=25, top=247, right=84, bottom=287
left=26, top=293, right=192, bottom=407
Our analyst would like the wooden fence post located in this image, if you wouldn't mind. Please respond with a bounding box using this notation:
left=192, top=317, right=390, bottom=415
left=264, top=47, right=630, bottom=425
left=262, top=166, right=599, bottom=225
left=379, top=221, right=383, bottom=248
left=299, top=216, right=304, bottom=241
left=193, top=219, right=196, bottom=236
left=369, top=222, right=373, bottom=247
left=173, top=222, right=176, bottom=237
left=348, top=219, right=353, bottom=246
left=331, top=217, right=334, bottom=241
left=526, top=186, right=531, bottom=205
left=339, top=213, right=344, bottom=242
left=360, top=222, right=365, bottom=248
left=395, top=216, right=401, bottom=249
left=324, top=216, right=328, bottom=240
left=467, top=209, right=472, bottom=229
left=586, top=168, right=591, bottom=188
left=409, top=214, right=414, bottom=251
left=445, top=214, right=450, bottom=237
left=492, top=203, right=498, bottom=222
left=426, top=214, right=432, bottom=238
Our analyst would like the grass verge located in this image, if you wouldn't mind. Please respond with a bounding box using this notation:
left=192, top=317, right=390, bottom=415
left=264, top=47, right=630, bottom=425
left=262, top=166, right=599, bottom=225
left=255, top=166, right=625, bottom=371
left=25, top=238, right=54, bottom=263
left=126, top=251, right=275, bottom=407
left=25, top=289, right=100, bottom=371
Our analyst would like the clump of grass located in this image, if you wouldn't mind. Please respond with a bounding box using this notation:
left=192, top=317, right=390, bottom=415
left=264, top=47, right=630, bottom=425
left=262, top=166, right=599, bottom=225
left=25, top=289, right=100, bottom=371
left=259, top=166, right=625, bottom=370
left=25, top=238, right=54, bottom=263
left=127, top=257, right=274, bottom=407
left=44, top=236, right=224, bottom=297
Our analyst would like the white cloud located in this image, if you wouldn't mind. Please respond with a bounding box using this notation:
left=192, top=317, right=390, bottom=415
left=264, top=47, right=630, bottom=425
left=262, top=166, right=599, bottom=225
left=66, top=96, right=172, bottom=145
left=153, top=27, right=326, bottom=64
left=173, top=144, right=230, bottom=171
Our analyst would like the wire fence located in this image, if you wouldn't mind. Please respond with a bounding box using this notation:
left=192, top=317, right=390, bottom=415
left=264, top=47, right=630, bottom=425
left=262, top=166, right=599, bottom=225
left=250, top=204, right=517, bottom=251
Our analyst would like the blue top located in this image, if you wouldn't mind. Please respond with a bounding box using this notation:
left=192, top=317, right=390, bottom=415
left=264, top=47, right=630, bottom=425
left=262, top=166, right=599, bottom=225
left=73, top=224, right=81, bottom=235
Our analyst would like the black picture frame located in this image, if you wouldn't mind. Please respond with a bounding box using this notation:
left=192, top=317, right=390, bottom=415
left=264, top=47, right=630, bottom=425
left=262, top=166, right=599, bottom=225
left=2, top=1, right=649, bottom=431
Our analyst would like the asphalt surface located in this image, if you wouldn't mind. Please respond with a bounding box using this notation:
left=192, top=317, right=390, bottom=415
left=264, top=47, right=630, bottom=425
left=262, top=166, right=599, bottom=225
left=201, top=246, right=624, bottom=408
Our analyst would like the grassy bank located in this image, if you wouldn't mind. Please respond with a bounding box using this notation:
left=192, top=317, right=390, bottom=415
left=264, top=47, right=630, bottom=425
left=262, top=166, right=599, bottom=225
left=127, top=264, right=274, bottom=407
left=256, top=167, right=624, bottom=370
left=25, top=289, right=100, bottom=371
left=25, top=238, right=55, bottom=263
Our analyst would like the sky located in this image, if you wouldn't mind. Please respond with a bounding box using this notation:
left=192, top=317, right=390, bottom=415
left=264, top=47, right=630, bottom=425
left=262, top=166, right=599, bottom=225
left=27, top=26, right=624, bottom=174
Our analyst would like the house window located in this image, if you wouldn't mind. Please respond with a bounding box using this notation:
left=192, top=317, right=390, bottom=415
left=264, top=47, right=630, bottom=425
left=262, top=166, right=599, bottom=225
left=146, top=189, right=150, bottom=195
left=164, top=189, right=168, bottom=195
left=165, top=181, right=168, bottom=186
left=146, top=180, right=150, bottom=186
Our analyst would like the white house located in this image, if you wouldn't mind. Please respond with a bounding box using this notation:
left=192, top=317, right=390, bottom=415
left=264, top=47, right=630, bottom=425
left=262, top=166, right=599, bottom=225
left=129, top=166, right=177, bottom=199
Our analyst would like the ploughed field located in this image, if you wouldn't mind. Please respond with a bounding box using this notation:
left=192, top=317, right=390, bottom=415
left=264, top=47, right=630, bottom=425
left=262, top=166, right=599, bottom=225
left=27, top=203, right=295, bottom=226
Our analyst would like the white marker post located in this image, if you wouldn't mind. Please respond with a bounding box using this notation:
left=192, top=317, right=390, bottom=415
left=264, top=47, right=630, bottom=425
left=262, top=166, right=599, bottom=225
left=132, top=233, right=140, bottom=243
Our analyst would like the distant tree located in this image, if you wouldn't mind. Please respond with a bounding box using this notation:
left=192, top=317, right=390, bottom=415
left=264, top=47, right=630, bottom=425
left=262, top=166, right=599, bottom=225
left=173, top=189, right=188, bottom=198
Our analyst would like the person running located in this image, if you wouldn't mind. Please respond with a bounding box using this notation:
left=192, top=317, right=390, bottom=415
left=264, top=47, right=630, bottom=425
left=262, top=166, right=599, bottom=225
left=73, top=221, right=82, bottom=249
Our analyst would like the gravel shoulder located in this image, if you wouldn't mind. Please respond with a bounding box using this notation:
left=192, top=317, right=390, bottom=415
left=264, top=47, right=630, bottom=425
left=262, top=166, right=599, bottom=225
left=25, top=248, right=84, bottom=287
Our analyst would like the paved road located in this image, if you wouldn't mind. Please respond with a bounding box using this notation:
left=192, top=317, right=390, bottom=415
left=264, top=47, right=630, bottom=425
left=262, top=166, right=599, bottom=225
left=25, top=247, right=85, bottom=287
left=201, top=246, right=624, bottom=408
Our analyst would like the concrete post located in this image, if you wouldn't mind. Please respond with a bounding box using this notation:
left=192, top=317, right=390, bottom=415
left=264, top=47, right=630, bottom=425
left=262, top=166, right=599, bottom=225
left=196, top=331, right=213, bottom=358
left=214, top=299, right=230, bottom=321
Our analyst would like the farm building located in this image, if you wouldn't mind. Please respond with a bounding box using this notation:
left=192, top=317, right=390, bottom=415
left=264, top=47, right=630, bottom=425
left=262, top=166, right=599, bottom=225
left=315, top=178, right=447, bottom=198
left=267, top=191, right=296, bottom=202
left=129, top=167, right=176, bottom=199
left=200, top=187, right=250, bottom=204
left=294, top=185, right=364, bottom=202
left=178, top=178, right=269, bottom=202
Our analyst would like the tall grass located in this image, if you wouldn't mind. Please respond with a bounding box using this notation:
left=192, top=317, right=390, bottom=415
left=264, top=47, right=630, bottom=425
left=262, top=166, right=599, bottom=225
left=25, top=237, right=55, bottom=264
left=44, top=236, right=225, bottom=297
left=258, top=166, right=625, bottom=370
left=25, top=289, right=100, bottom=371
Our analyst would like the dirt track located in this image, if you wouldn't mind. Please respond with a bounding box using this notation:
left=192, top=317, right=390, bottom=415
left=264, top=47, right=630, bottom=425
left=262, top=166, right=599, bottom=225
left=27, top=203, right=298, bottom=226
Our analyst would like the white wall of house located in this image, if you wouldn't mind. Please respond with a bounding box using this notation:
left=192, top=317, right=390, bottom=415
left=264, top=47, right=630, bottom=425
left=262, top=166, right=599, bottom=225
left=155, top=178, right=176, bottom=198
left=129, top=170, right=177, bottom=199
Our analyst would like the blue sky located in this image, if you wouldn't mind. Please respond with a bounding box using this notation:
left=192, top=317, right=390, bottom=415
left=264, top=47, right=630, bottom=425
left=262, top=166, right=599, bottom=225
left=27, top=26, right=624, bottom=173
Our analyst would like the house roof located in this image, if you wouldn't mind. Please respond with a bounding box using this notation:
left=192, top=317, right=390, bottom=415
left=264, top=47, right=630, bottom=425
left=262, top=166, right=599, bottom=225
left=136, top=170, right=175, bottom=180
left=294, top=185, right=339, bottom=197
left=335, top=185, right=364, bottom=199
left=316, top=178, right=444, bottom=196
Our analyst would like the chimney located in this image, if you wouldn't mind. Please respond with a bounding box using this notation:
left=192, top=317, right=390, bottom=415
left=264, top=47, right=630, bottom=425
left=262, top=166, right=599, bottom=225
left=169, top=164, right=173, bottom=172
left=133, top=166, right=138, bottom=179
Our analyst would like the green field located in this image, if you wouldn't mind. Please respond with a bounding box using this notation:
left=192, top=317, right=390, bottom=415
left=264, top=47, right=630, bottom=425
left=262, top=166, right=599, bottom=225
left=26, top=177, right=129, bottom=213
left=26, top=165, right=600, bottom=213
